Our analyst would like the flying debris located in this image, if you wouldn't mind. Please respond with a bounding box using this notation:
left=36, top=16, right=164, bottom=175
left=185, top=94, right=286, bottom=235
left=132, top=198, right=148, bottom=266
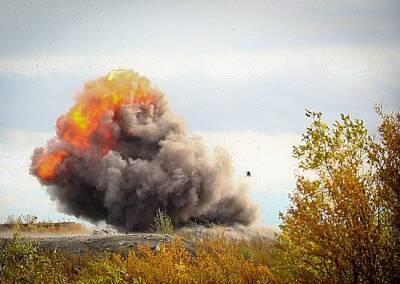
left=30, top=70, right=258, bottom=231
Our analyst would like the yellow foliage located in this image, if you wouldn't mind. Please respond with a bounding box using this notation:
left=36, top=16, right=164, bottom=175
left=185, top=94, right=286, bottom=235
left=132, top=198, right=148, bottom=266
left=274, top=109, right=400, bottom=283
left=77, top=237, right=275, bottom=284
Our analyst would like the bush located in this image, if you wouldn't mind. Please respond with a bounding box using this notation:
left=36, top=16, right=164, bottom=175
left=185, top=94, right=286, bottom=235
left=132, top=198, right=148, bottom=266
left=0, top=229, right=274, bottom=283
left=77, top=237, right=275, bottom=283
left=0, top=234, right=70, bottom=283
left=152, top=208, right=174, bottom=235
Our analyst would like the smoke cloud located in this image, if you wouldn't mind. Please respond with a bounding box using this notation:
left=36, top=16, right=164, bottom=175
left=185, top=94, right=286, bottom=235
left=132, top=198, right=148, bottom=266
left=30, top=70, right=258, bottom=231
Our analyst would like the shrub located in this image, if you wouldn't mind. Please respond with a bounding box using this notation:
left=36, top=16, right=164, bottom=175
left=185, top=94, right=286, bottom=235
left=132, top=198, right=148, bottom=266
left=0, top=233, right=70, bottom=283
left=77, top=237, right=275, bottom=283
left=152, top=208, right=174, bottom=235
left=0, top=232, right=275, bottom=283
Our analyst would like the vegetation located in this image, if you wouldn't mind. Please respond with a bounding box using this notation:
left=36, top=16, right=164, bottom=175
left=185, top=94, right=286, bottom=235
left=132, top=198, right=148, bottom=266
left=0, top=234, right=75, bottom=283
left=373, top=105, right=400, bottom=278
left=273, top=108, right=400, bottom=283
left=152, top=208, right=174, bottom=235
left=0, top=215, right=88, bottom=234
left=0, top=234, right=275, bottom=283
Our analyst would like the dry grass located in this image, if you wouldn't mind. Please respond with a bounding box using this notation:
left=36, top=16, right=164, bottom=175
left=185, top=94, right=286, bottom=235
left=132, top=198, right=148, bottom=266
left=0, top=216, right=276, bottom=282
left=1, top=234, right=276, bottom=283
left=77, top=236, right=275, bottom=283
left=0, top=215, right=88, bottom=235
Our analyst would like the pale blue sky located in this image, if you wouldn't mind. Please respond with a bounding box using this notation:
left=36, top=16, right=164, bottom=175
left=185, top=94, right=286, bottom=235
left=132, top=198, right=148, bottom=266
left=0, top=0, right=399, bottom=226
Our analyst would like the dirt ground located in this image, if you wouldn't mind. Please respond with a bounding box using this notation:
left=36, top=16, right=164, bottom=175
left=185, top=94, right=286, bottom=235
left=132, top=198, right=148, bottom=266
left=0, top=233, right=171, bottom=254
left=0, top=225, right=279, bottom=255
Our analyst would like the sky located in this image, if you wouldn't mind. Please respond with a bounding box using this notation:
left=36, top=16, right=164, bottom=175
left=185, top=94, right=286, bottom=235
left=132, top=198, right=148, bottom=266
left=0, top=0, right=399, bottom=226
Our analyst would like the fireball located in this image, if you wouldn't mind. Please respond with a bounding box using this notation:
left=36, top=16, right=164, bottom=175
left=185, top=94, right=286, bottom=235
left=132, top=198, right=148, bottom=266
left=36, top=69, right=156, bottom=181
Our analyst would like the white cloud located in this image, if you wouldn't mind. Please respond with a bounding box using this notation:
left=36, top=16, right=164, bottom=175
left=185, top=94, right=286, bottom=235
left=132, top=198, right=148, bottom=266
left=0, top=130, right=64, bottom=222
left=1, top=46, right=398, bottom=82
left=0, top=130, right=51, bottom=189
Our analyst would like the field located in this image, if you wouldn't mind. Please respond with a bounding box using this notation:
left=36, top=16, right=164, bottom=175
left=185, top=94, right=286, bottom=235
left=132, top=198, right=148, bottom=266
left=0, top=215, right=88, bottom=236
left=0, top=221, right=278, bottom=283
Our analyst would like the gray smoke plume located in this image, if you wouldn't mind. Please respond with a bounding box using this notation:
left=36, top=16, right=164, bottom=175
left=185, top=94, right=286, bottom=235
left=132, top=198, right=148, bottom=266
left=30, top=70, right=258, bottom=231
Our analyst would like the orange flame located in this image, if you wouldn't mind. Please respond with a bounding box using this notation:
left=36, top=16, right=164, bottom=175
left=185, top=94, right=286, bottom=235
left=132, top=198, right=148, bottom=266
left=37, top=150, right=68, bottom=181
left=36, top=70, right=157, bottom=181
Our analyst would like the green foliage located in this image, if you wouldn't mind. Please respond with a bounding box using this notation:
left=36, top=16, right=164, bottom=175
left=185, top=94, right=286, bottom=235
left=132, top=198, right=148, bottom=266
left=152, top=208, right=174, bottom=235
left=0, top=233, right=70, bottom=283
left=76, top=255, right=130, bottom=284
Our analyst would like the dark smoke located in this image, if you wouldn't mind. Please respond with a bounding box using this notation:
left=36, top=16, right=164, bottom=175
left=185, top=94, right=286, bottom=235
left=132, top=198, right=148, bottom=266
left=30, top=71, right=258, bottom=231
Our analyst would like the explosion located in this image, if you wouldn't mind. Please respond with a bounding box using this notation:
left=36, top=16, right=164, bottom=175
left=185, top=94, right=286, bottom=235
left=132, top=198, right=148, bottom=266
left=31, top=70, right=258, bottom=231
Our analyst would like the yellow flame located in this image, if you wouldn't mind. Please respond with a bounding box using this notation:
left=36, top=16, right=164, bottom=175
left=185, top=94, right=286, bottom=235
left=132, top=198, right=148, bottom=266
left=107, top=69, right=136, bottom=81
left=111, top=91, right=121, bottom=104
left=71, top=105, right=88, bottom=129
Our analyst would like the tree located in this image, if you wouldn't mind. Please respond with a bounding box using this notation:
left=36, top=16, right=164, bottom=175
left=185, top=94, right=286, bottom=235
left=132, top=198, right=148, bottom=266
left=373, top=105, right=400, bottom=282
left=273, top=109, right=399, bottom=283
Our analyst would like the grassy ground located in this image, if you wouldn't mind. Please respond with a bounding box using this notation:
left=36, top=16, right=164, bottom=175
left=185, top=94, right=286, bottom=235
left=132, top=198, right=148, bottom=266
left=0, top=233, right=276, bottom=283
left=0, top=215, right=276, bottom=283
left=0, top=215, right=88, bottom=235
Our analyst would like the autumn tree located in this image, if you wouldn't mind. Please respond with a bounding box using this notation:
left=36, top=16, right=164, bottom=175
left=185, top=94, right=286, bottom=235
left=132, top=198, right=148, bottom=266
left=273, top=109, right=399, bottom=283
left=373, top=105, right=400, bottom=282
